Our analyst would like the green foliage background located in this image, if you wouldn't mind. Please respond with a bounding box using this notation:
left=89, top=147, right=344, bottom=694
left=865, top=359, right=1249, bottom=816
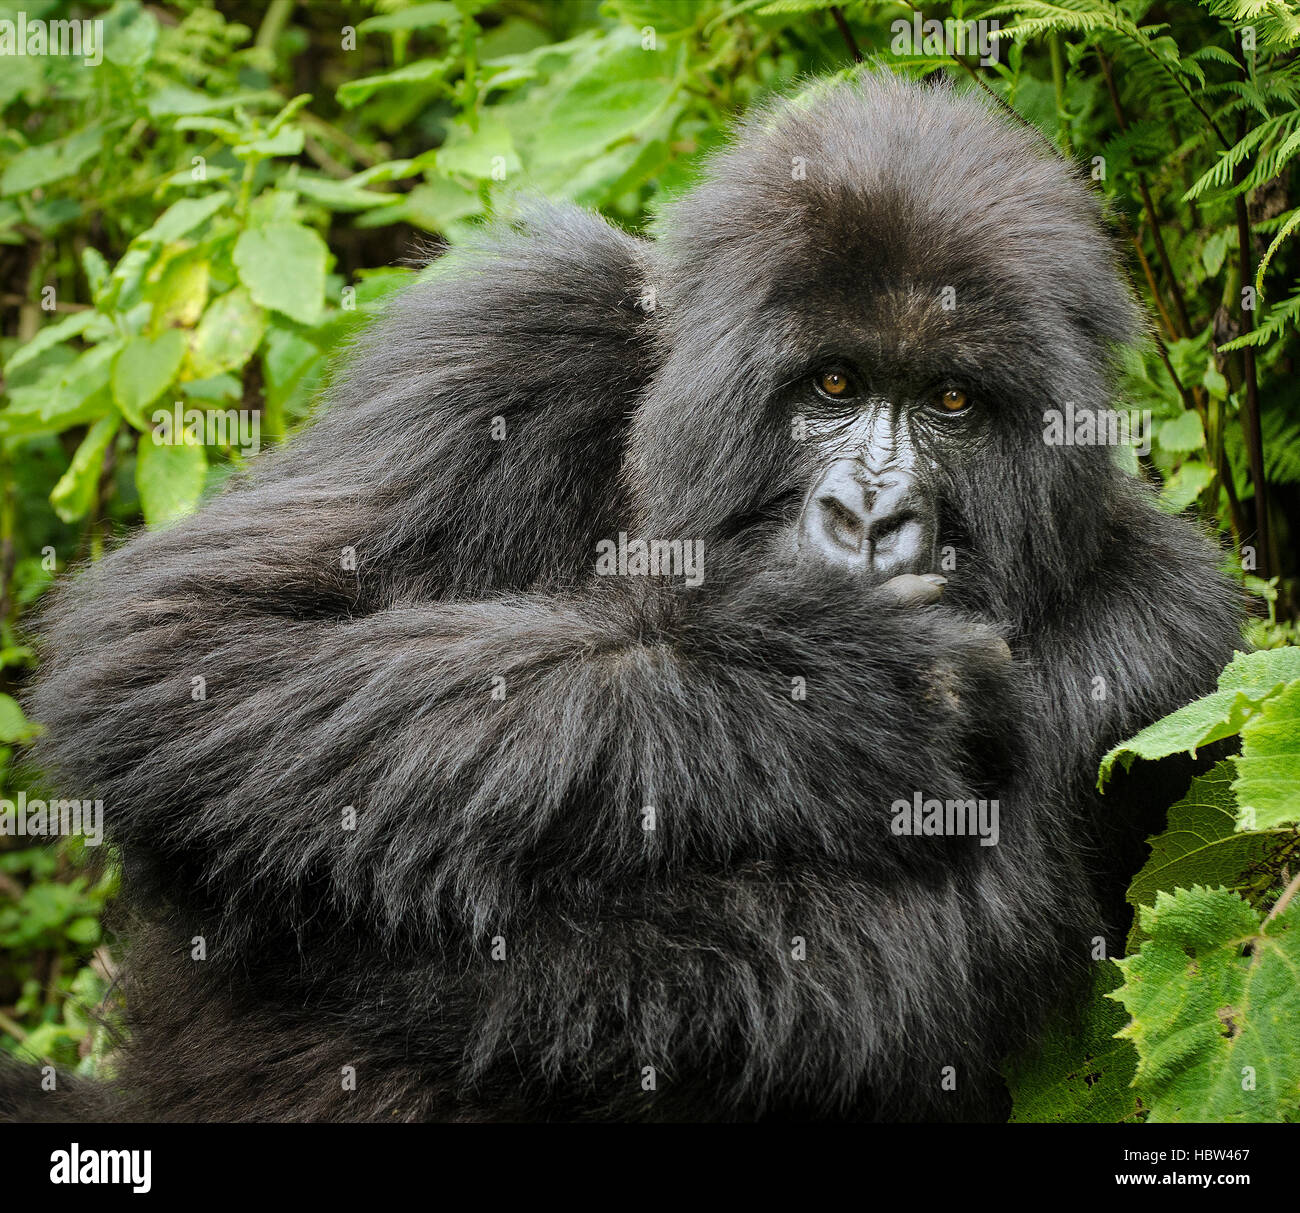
left=0, top=0, right=1297, bottom=1118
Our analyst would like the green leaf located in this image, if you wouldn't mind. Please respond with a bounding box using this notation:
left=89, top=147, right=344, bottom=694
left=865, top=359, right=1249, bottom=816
left=147, top=86, right=280, bottom=117
left=437, top=117, right=522, bottom=180
left=337, top=58, right=450, bottom=110
left=234, top=127, right=305, bottom=160
left=146, top=254, right=210, bottom=333
left=112, top=330, right=186, bottom=428
left=1158, top=459, right=1212, bottom=513
left=1111, top=887, right=1300, bottom=1122
left=232, top=224, right=328, bottom=326
left=0, top=693, right=40, bottom=744
left=289, top=174, right=402, bottom=212
left=50, top=414, right=121, bottom=523
left=1099, top=649, right=1300, bottom=787
left=135, top=435, right=208, bottom=527
left=138, top=192, right=230, bottom=245
left=188, top=287, right=267, bottom=379
left=3, top=310, right=104, bottom=376
left=82, top=248, right=110, bottom=295
left=1157, top=410, right=1205, bottom=455
left=1, top=127, right=103, bottom=196
left=1234, top=681, right=1300, bottom=829
left=1126, top=762, right=1286, bottom=946
left=538, top=42, right=677, bottom=159
left=356, top=2, right=460, bottom=33
left=66, top=917, right=102, bottom=946
left=1005, top=962, right=1138, bottom=1123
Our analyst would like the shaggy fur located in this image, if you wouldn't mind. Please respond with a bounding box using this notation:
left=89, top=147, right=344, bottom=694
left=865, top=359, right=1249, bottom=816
left=4, top=71, right=1241, bottom=1122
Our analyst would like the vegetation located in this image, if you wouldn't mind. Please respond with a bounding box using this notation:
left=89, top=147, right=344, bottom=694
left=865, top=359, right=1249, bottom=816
left=0, top=0, right=1297, bottom=1119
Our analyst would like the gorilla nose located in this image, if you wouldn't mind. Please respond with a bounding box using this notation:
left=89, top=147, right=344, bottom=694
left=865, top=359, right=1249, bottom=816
left=797, top=460, right=937, bottom=576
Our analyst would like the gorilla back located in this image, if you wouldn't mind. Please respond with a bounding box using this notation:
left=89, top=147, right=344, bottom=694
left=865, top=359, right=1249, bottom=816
left=10, top=71, right=1241, bottom=1122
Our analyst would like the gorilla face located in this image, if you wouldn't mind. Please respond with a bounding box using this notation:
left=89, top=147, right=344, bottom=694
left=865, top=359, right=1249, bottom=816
left=793, top=386, right=965, bottom=576
left=631, top=72, right=1140, bottom=609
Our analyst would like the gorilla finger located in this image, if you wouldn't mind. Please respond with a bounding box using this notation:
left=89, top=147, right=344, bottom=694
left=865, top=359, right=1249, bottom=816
left=878, top=573, right=947, bottom=607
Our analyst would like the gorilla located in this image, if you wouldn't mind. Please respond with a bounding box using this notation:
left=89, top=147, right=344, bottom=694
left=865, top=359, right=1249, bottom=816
left=5, top=71, right=1242, bottom=1122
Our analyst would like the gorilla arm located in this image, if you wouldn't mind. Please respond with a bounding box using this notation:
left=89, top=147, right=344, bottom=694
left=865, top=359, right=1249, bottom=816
left=30, top=549, right=1023, bottom=947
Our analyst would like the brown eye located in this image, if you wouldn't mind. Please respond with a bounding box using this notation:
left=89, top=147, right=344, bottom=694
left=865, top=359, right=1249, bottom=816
left=937, top=388, right=969, bottom=413
left=816, top=369, right=854, bottom=398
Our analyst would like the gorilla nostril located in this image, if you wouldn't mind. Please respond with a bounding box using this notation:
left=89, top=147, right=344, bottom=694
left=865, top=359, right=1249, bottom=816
left=816, top=495, right=865, bottom=553
left=869, top=510, right=914, bottom=543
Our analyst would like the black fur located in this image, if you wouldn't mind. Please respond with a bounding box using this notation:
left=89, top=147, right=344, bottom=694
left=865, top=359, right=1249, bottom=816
left=5, top=72, right=1241, bottom=1122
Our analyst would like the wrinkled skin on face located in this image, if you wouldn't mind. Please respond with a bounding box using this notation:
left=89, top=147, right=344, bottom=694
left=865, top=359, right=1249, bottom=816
left=796, top=400, right=940, bottom=576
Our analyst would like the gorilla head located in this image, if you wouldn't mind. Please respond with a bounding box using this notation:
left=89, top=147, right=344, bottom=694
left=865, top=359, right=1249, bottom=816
left=8, top=71, right=1241, bottom=1124
left=632, top=73, right=1140, bottom=614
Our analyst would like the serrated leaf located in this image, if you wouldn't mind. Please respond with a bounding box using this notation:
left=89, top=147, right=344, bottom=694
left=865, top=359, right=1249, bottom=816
left=188, top=287, right=267, bottom=379
left=540, top=44, right=677, bottom=160
left=138, top=192, right=230, bottom=245
left=1100, top=649, right=1300, bottom=786
left=232, top=223, right=327, bottom=326
left=1126, top=761, right=1286, bottom=949
left=1157, top=410, right=1205, bottom=455
left=1005, top=962, right=1138, bottom=1122
left=49, top=414, right=121, bottom=523
left=1, top=126, right=103, bottom=196
left=3, top=310, right=104, bottom=375
left=1110, top=887, right=1300, bottom=1122
left=1234, top=681, right=1300, bottom=829
left=135, top=435, right=207, bottom=527
left=112, top=330, right=186, bottom=427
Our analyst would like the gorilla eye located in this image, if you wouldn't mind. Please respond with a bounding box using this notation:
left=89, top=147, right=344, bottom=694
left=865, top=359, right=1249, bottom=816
left=815, top=369, right=856, bottom=399
left=935, top=387, right=970, bottom=413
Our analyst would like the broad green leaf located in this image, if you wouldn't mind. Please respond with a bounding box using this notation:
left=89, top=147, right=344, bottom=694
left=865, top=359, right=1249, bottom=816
left=1126, top=761, right=1285, bottom=947
left=1234, top=680, right=1300, bottom=829
left=146, top=254, right=210, bottom=333
left=262, top=327, right=325, bottom=437
left=1157, top=410, right=1205, bottom=455
left=290, top=174, right=403, bottom=212
left=234, top=127, right=305, bottom=160
left=112, top=330, right=186, bottom=428
left=50, top=414, right=121, bottom=523
left=337, top=58, right=450, bottom=110
left=380, top=177, right=482, bottom=235
left=1111, top=887, right=1300, bottom=1122
left=188, top=287, right=267, bottom=379
left=136, top=435, right=208, bottom=527
left=138, top=192, right=230, bottom=245
left=0, top=693, right=40, bottom=744
left=4, top=310, right=105, bottom=375
left=538, top=42, right=677, bottom=159
left=103, top=0, right=158, bottom=68
left=356, top=2, right=459, bottom=33
left=437, top=117, right=522, bottom=180
left=147, top=86, right=280, bottom=117
left=1158, top=459, right=1212, bottom=513
left=1099, top=648, right=1300, bottom=786
left=34, top=342, right=123, bottom=433
left=232, top=224, right=327, bottom=326
left=1005, top=962, right=1138, bottom=1123
left=1, top=126, right=103, bottom=196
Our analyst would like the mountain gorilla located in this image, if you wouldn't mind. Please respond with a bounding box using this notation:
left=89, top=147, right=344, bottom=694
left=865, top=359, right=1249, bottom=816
left=8, top=71, right=1241, bottom=1122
